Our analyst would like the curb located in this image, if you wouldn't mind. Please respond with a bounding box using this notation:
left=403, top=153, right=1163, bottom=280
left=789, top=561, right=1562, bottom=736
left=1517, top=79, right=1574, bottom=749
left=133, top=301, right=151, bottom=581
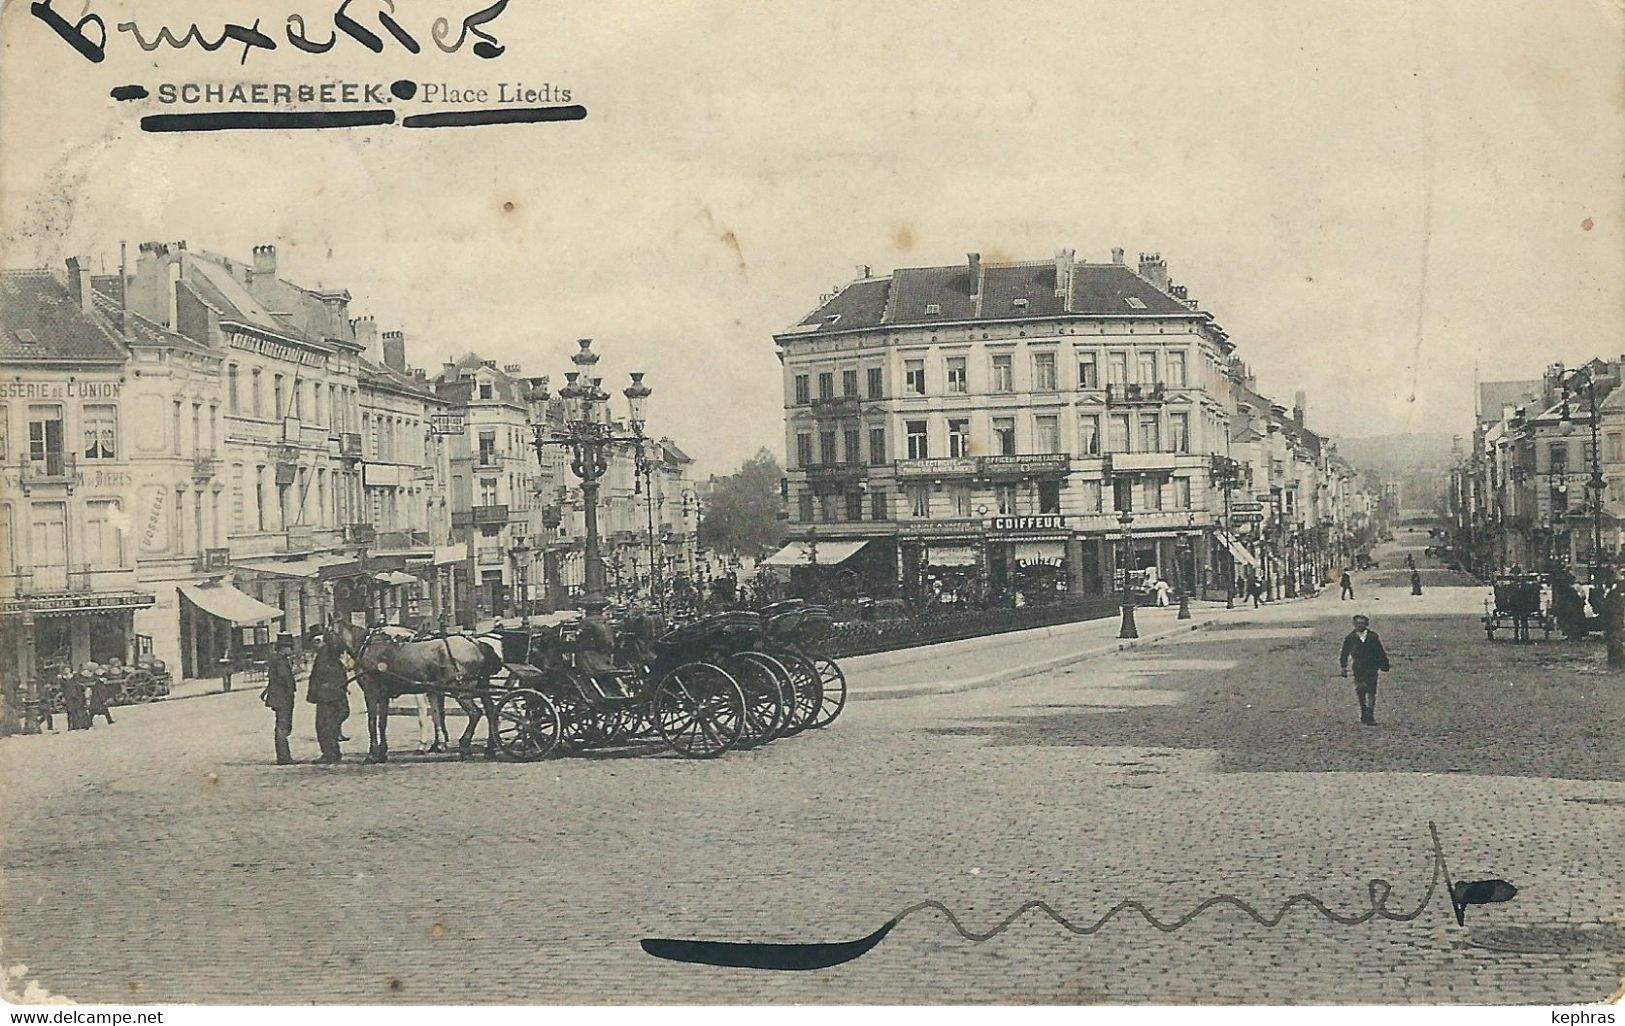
left=853, top=616, right=1221, bottom=701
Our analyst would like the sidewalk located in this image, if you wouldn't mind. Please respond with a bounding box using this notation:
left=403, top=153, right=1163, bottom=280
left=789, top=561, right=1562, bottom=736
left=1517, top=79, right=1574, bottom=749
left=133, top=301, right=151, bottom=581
left=844, top=599, right=1249, bottom=701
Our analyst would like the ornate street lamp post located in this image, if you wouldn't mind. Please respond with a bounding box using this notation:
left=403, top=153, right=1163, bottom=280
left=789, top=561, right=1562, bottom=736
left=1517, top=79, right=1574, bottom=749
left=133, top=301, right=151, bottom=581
left=1557, top=369, right=1606, bottom=581
left=529, top=339, right=650, bottom=603
left=1177, top=510, right=1194, bottom=620
left=1118, top=507, right=1138, bottom=639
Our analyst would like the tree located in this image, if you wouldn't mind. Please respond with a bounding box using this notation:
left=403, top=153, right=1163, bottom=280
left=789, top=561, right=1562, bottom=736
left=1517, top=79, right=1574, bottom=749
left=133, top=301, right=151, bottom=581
left=698, top=449, right=786, bottom=559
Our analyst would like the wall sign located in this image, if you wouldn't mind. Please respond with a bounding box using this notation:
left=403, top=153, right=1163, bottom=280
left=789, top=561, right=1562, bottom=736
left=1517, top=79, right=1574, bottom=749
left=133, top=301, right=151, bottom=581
left=989, top=514, right=1066, bottom=533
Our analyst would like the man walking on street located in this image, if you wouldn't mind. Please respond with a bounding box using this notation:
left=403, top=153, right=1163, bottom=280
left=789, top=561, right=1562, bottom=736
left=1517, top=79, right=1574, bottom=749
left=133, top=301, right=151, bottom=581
left=1340, top=614, right=1391, bottom=725
left=307, top=634, right=350, bottom=764
left=1340, top=568, right=1355, bottom=600
left=263, top=633, right=298, bottom=765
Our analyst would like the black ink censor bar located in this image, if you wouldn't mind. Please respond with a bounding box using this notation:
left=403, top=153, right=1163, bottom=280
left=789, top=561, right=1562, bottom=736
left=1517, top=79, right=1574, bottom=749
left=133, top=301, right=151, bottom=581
left=401, top=104, right=587, bottom=129
left=140, top=109, right=397, bottom=133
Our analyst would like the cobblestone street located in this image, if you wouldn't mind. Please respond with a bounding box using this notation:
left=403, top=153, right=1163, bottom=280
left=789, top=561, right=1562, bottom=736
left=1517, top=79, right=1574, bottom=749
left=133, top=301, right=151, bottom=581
left=3, top=540, right=1622, bottom=1005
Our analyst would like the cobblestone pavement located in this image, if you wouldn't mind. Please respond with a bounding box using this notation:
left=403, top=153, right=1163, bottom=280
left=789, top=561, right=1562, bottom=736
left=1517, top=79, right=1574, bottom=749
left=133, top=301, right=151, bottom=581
left=2, top=538, right=1621, bottom=1004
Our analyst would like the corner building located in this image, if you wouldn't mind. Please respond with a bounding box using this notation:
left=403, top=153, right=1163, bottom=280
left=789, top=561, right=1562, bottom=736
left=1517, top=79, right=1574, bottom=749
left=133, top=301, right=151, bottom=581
left=774, top=249, right=1240, bottom=603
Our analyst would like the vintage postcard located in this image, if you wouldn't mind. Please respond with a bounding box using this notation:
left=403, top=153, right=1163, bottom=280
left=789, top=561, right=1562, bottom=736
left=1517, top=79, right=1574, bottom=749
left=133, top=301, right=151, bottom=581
left=0, top=0, right=1621, bottom=1010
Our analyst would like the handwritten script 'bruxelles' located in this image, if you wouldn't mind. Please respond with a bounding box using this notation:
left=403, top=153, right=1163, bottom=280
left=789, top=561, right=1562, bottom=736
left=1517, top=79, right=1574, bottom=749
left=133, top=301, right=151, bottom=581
left=30, top=0, right=512, bottom=65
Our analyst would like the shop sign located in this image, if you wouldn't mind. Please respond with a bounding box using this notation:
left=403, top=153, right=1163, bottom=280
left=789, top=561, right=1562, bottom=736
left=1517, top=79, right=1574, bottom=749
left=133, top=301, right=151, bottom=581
left=431, top=413, right=466, bottom=436
left=898, top=518, right=984, bottom=538
left=1016, top=557, right=1065, bottom=570
left=895, top=457, right=978, bottom=479
left=228, top=332, right=325, bottom=367
left=0, top=591, right=156, bottom=615
left=980, top=453, right=1069, bottom=476
left=989, top=514, right=1066, bottom=533
left=0, top=380, right=122, bottom=400
left=1232, top=511, right=1265, bottom=523
left=1232, top=501, right=1263, bottom=514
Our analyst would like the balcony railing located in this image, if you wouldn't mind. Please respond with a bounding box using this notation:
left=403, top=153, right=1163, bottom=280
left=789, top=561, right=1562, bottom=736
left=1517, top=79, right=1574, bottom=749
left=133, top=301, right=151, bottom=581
left=475, top=451, right=501, bottom=468
left=373, top=529, right=430, bottom=551
left=1105, top=383, right=1167, bottom=405
left=808, top=397, right=862, bottom=418
left=1, top=563, right=138, bottom=597
left=453, top=504, right=511, bottom=528
left=18, top=453, right=79, bottom=490
left=192, top=450, right=219, bottom=481
left=804, top=462, right=867, bottom=481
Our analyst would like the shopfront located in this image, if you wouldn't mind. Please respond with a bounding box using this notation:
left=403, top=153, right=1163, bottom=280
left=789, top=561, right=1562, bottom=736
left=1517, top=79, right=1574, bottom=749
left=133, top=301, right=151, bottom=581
left=897, top=519, right=985, bottom=607
left=0, top=590, right=156, bottom=734
left=177, top=580, right=282, bottom=679
left=985, top=515, right=1071, bottom=606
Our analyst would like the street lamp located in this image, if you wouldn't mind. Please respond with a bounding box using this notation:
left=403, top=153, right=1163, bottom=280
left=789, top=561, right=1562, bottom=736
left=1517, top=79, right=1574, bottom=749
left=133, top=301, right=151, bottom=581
left=1177, top=511, right=1194, bottom=620
left=530, top=339, right=651, bottom=604
left=1557, top=369, right=1605, bottom=581
left=1118, top=507, right=1138, bottom=639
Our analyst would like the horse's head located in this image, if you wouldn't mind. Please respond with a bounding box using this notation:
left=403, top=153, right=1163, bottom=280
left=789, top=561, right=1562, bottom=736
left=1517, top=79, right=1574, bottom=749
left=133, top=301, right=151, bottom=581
left=323, top=619, right=366, bottom=657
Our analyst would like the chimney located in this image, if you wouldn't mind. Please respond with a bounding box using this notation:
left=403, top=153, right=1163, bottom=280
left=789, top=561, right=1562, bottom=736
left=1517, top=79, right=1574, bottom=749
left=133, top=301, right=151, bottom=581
left=1138, top=252, right=1169, bottom=291
left=503, top=363, right=521, bottom=375
left=1169, top=283, right=1187, bottom=301
left=856, top=264, right=872, bottom=279
left=383, top=331, right=408, bottom=373
left=967, top=251, right=982, bottom=287
left=481, top=359, right=496, bottom=370
left=1053, top=248, right=1074, bottom=297
left=1110, top=247, right=1125, bottom=265
left=442, top=361, right=459, bottom=381
left=166, top=258, right=181, bottom=330
left=252, top=244, right=277, bottom=279
left=65, top=256, right=92, bottom=314
left=1293, top=390, right=1307, bottom=428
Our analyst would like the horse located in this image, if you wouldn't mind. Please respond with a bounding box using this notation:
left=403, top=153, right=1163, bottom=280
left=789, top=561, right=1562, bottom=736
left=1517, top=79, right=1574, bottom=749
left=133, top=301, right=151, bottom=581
left=365, top=624, right=451, bottom=753
left=324, top=620, right=505, bottom=763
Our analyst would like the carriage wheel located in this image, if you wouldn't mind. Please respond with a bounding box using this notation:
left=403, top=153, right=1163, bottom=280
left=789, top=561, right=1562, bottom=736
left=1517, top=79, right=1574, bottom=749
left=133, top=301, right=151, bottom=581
left=652, top=663, right=745, bottom=758
left=493, top=689, right=562, bottom=762
left=773, top=652, right=823, bottom=735
left=738, top=652, right=801, bottom=742
left=722, top=655, right=787, bottom=749
left=809, top=656, right=847, bottom=728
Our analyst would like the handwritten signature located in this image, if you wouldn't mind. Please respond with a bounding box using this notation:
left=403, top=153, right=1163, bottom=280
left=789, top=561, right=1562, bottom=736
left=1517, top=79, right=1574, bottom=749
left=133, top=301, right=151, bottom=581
left=31, top=0, right=511, bottom=65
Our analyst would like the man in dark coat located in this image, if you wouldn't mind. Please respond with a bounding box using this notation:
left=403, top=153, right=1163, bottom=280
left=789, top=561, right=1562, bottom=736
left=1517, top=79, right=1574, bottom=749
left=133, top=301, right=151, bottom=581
left=1340, top=569, right=1355, bottom=600
left=1339, top=614, right=1392, bottom=725
left=306, top=635, right=350, bottom=764
left=263, top=634, right=298, bottom=765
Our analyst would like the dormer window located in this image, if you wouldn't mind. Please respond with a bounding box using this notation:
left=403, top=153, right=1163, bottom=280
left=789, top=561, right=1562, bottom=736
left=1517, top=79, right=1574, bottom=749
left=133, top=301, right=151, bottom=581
left=824, top=314, right=842, bottom=326
left=479, top=382, right=493, bottom=400
left=924, top=303, right=941, bottom=316
left=1124, top=297, right=1148, bottom=310
left=1012, top=298, right=1029, bottom=310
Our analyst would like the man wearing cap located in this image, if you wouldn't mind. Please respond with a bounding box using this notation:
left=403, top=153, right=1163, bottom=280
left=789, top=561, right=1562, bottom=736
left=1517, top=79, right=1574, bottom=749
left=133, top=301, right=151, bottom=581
left=1339, top=614, right=1391, bottom=725
left=263, top=633, right=298, bottom=765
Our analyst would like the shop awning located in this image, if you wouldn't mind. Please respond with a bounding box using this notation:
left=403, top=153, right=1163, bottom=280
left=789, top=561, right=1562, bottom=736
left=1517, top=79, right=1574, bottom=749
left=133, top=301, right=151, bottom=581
left=433, top=545, right=467, bottom=566
left=236, top=554, right=357, bottom=580
left=1219, top=532, right=1261, bottom=569
left=373, top=571, right=419, bottom=587
left=178, top=582, right=283, bottom=625
left=761, top=539, right=870, bottom=567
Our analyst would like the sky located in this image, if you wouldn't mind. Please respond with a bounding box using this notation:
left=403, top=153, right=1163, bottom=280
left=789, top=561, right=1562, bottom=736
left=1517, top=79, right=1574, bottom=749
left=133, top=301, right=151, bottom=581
left=1, top=0, right=1621, bottom=478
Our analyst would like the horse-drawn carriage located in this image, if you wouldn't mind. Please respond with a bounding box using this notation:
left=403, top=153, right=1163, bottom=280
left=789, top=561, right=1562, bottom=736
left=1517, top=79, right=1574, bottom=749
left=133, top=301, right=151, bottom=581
left=328, top=598, right=848, bottom=763
left=1482, top=574, right=1552, bottom=642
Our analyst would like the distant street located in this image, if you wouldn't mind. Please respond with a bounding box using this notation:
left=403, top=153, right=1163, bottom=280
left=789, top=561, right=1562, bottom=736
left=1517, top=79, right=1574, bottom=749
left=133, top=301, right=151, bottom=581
left=2, top=525, right=1621, bottom=1004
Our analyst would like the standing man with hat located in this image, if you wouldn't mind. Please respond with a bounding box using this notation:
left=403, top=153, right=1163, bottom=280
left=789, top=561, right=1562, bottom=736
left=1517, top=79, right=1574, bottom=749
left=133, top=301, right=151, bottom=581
left=263, top=633, right=298, bottom=765
left=307, top=631, right=351, bottom=764
left=1339, top=614, right=1392, bottom=725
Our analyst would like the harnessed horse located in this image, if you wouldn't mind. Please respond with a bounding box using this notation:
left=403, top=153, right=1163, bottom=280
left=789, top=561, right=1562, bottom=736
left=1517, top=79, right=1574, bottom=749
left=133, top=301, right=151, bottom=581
left=325, top=620, right=505, bottom=763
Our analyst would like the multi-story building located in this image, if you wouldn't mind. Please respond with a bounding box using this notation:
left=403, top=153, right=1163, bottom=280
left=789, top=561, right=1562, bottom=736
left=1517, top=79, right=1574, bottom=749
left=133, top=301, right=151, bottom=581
left=434, top=355, right=538, bottom=621
left=0, top=264, right=155, bottom=732
left=773, top=249, right=1242, bottom=604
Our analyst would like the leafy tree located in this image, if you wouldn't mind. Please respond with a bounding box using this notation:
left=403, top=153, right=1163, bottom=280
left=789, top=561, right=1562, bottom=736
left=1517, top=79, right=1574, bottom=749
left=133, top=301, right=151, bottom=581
left=698, top=448, right=786, bottom=559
